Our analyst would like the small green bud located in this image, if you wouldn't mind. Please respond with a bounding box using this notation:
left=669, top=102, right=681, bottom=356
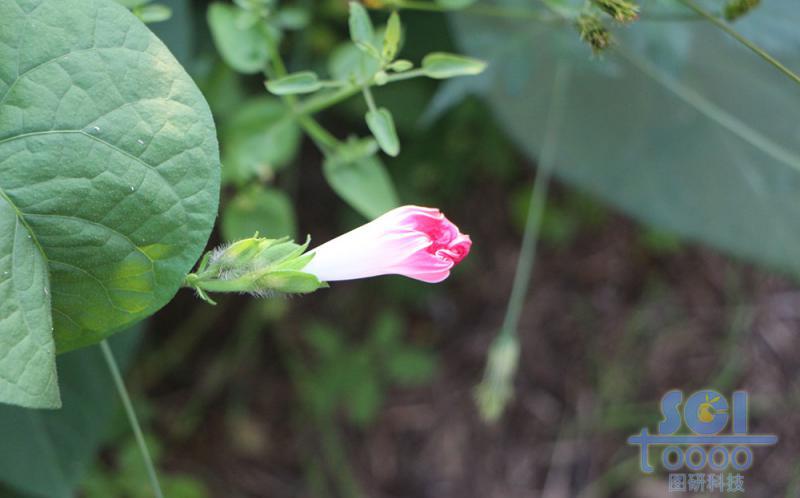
left=724, top=0, right=760, bottom=21
left=474, top=334, right=520, bottom=423
left=388, top=59, right=413, bottom=72
left=591, top=0, right=639, bottom=23
left=577, top=14, right=612, bottom=54
left=209, top=236, right=273, bottom=271
left=374, top=70, right=389, bottom=86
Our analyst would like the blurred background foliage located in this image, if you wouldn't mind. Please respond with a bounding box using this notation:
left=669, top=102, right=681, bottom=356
left=3, top=0, right=800, bottom=496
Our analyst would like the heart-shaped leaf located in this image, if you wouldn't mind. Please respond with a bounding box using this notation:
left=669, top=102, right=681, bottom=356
left=0, top=0, right=220, bottom=406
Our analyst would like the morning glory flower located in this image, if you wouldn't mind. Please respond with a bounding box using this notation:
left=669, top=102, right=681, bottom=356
left=301, top=205, right=471, bottom=283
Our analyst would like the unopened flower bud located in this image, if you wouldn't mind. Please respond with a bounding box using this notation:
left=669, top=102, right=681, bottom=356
left=577, top=14, right=612, bottom=54
left=302, top=205, right=471, bottom=283
left=724, top=0, right=760, bottom=21
left=591, top=0, right=639, bottom=23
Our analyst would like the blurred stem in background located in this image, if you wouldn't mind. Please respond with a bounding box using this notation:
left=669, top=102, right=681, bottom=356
left=390, top=0, right=800, bottom=89
left=100, top=340, right=164, bottom=498
left=677, top=0, right=800, bottom=87
left=474, top=63, right=570, bottom=422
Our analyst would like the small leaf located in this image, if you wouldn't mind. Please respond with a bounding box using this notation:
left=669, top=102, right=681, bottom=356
left=386, top=349, right=437, bottom=386
left=208, top=2, right=271, bottom=74
left=346, top=374, right=382, bottom=426
left=323, top=140, right=399, bottom=219
left=422, top=52, right=488, bottom=79
left=348, top=2, right=376, bottom=52
left=365, top=108, right=400, bottom=157
left=222, top=186, right=297, bottom=241
left=304, top=323, right=343, bottom=359
left=382, top=11, right=402, bottom=61
left=134, top=3, right=172, bottom=23
left=265, top=71, right=322, bottom=95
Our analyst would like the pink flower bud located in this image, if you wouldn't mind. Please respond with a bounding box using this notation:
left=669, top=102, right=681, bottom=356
left=302, top=205, right=472, bottom=283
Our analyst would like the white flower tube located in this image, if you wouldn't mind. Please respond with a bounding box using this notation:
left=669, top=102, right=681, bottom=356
left=302, top=205, right=472, bottom=283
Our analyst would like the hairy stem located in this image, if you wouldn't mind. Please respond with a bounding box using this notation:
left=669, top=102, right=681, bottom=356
left=100, top=340, right=164, bottom=498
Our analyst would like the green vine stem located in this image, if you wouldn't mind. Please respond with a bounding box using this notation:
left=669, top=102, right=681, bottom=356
left=100, top=340, right=164, bottom=498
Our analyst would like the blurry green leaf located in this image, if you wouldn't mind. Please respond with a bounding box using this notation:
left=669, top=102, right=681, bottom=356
left=222, top=186, right=297, bottom=241
left=0, top=328, right=140, bottom=498
left=337, top=349, right=381, bottom=425
left=305, top=324, right=343, bottom=359
left=369, top=311, right=402, bottom=350
left=329, top=41, right=381, bottom=84
left=196, top=59, right=247, bottom=122
left=221, top=97, right=301, bottom=184
left=0, top=0, right=220, bottom=357
left=386, top=349, right=436, bottom=386
left=208, top=2, right=271, bottom=73
left=276, top=6, right=310, bottom=29
left=365, top=108, right=400, bottom=157
left=133, top=3, right=172, bottom=23
left=449, top=0, right=800, bottom=278
left=324, top=140, right=399, bottom=219
left=422, top=52, right=487, bottom=79
left=435, top=0, right=478, bottom=9
left=265, top=71, right=322, bottom=95
left=346, top=374, right=382, bottom=426
left=348, top=2, right=376, bottom=53
left=382, top=11, right=402, bottom=61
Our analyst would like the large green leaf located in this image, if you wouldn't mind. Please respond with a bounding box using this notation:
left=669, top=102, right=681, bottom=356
left=0, top=327, right=140, bottom=498
left=0, top=197, right=58, bottom=409
left=0, top=0, right=220, bottom=394
left=447, top=0, right=800, bottom=276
